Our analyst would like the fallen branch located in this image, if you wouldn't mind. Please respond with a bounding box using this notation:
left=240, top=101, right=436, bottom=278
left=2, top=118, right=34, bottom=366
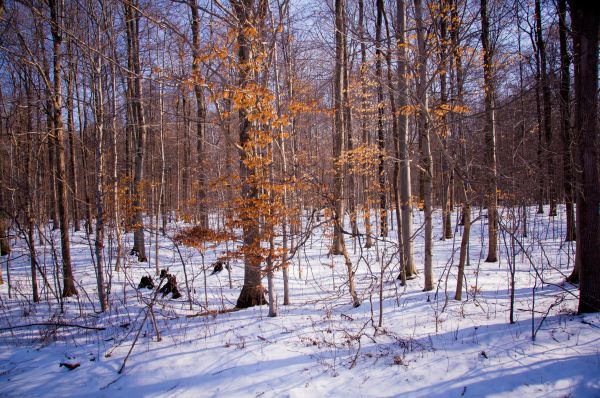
left=118, top=276, right=168, bottom=374
left=186, top=307, right=240, bottom=318
left=0, top=322, right=106, bottom=332
left=118, top=308, right=150, bottom=374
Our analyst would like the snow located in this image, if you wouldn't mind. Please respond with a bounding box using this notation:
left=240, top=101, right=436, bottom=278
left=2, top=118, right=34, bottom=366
left=1, top=206, right=599, bottom=397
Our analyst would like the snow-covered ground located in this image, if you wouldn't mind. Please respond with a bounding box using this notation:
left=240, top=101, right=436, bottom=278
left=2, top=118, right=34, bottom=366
left=1, top=206, right=599, bottom=397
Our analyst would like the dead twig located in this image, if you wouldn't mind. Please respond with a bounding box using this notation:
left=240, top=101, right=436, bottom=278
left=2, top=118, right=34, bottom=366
left=118, top=276, right=167, bottom=374
left=0, top=322, right=106, bottom=332
left=185, top=307, right=240, bottom=318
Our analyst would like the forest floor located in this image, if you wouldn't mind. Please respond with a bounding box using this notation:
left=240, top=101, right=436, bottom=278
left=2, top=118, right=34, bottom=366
left=0, top=206, right=599, bottom=397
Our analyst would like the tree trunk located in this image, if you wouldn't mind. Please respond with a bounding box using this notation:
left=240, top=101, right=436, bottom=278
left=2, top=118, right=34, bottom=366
left=0, top=219, right=8, bottom=257
left=232, top=0, right=267, bottom=309
left=75, top=64, right=93, bottom=235
left=439, top=2, right=452, bottom=240
left=28, top=216, right=40, bottom=302
left=570, top=0, right=600, bottom=313
left=480, top=0, right=498, bottom=263
left=65, top=39, right=80, bottom=233
left=383, top=3, right=404, bottom=281
left=396, top=0, right=416, bottom=279
left=515, top=3, right=528, bottom=239
left=274, top=15, right=290, bottom=305
left=567, top=232, right=581, bottom=284
left=358, top=0, right=373, bottom=249
left=535, top=0, right=557, bottom=217
left=535, top=92, right=544, bottom=214
left=39, top=30, right=59, bottom=231
left=331, top=0, right=346, bottom=255
left=451, top=0, right=471, bottom=301
left=92, top=52, right=108, bottom=312
left=343, top=19, right=358, bottom=239
left=110, top=61, right=123, bottom=272
left=190, top=0, right=209, bottom=227
left=25, top=77, right=39, bottom=302
left=156, top=72, right=166, bottom=277
left=532, top=30, right=545, bottom=215
left=558, top=0, right=575, bottom=242
left=181, top=87, right=191, bottom=213
left=375, top=0, right=388, bottom=238
left=49, top=0, right=77, bottom=297
left=414, top=0, right=434, bottom=291
left=125, top=0, right=147, bottom=262
left=455, top=201, right=470, bottom=301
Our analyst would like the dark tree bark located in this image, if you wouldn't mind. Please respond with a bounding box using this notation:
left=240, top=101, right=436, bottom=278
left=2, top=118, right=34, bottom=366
left=38, top=23, right=60, bottom=231
left=65, top=38, right=80, bottom=233
left=358, top=0, right=373, bottom=248
left=92, top=51, right=108, bottom=312
left=480, top=0, right=498, bottom=263
left=109, top=38, right=123, bottom=272
left=49, top=0, right=77, bottom=296
left=124, top=0, right=147, bottom=262
left=331, top=0, right=346, bottom=255
left=414, top=0, right=434, bottom=290
left=330, top=0, right=359, bottom=307
left=375, top=0, right=387, bottom=238
left=342, top=13, right=358, bottom=238
left=181, top=87, right=191, bottom=211
left=534, top=53, right=544, bottom=215
left=515, top=2, right=529, bottom=238
left=451, top=0, right=471, bottom=301
left=0, top=219, right=9, bottom=257
left=439, top=0, right=452, bottom=240
left=273, top=11, right=290, bottom=305
left=569, top=0, right=600, bottom=313
left=25, top=74, right=39, bottom=302
left=558, top=0, right=575, bottom=242
left=189, top=0, right=209, bottom=227
left=455, top=201, right=470, bottom=301
left=396, top=0, right=415, bottom=279
left=75, top=70, right=93, bottom=236
left=383, top=3, right=403, bottom=275
left=535, top=0, right=557, bottom=217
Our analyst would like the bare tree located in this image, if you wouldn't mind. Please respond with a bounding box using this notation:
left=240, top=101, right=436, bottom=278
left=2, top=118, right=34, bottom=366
left=331, top=0, right=346, bottom=255
left=452, top=0, right=470, bottom=301
left=24, top=72, right=40, bottom=302
left=439, top=0, right=453, bottom=240
left=558, top=0, right=575, bottom=242
left=414, top=0, right=434, bottom=291
left=189, top=0, right=209, bottom=227
left=358, top=0, right=373, bottom=248
left=375, top=0, right=387, bottom=238
left=65, top=36, right=80, bottom=232
left=396, top=0, right=416, bottom=280
left=570, top=0, right=600, bottom=313
left=124, top=0, right=147, bottom=262
left=49, top=0, right=77, bottom=296
left=91, top=20, right=108, bottom=312
left=333, top=0, right=359, bottom=307
left=480, top=0, right=498, bottom=263
left=534, top=0, right=556, bottom=217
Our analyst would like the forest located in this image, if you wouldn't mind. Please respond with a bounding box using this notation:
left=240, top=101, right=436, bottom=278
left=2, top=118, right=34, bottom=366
left=0, top=0, right=599, bottom=396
